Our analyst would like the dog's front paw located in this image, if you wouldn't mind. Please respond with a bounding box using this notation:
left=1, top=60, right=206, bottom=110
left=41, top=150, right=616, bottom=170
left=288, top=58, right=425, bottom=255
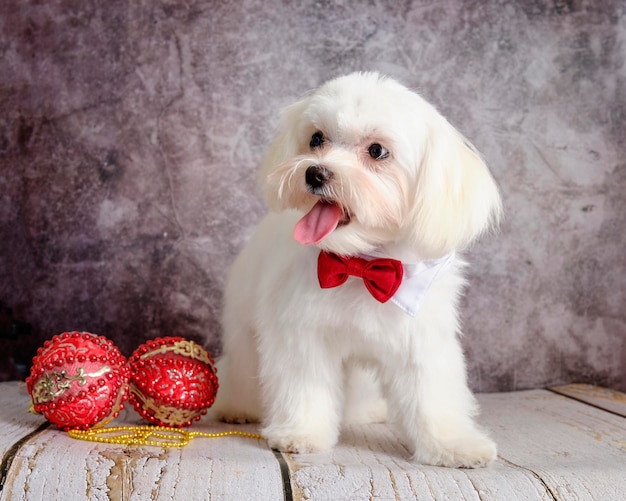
left=263, top=425, right=337, bottom=454
left=414, top=431, right=497, bottom=468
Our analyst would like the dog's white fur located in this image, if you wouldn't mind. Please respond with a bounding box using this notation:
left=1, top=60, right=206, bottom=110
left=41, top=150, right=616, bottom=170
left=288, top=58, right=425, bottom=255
left=212, top=72, right=502, bottom=468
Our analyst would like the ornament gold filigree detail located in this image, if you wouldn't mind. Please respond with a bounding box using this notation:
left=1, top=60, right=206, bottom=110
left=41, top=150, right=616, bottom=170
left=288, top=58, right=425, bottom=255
left=130, top=390, right=199, bottom=424
left=31, top=366, right=112, bottom=402
left=140, top=340, right=213, bottom=366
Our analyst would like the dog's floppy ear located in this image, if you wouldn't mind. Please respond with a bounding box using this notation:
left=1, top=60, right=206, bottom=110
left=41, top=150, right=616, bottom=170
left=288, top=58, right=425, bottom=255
left=258, top=96, right=311, bottom=210
left=408, top=117, right=503, bottom=258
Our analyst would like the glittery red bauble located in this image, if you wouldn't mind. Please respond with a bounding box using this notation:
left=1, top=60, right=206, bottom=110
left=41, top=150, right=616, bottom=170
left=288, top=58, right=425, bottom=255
left=128, top=337, right=219, bottom=427
left=26, top=332, right=130, bottom=431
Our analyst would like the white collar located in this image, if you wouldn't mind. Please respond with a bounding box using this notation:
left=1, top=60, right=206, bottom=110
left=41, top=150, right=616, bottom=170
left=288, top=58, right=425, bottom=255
left=359, top=250, right=455, bottom=317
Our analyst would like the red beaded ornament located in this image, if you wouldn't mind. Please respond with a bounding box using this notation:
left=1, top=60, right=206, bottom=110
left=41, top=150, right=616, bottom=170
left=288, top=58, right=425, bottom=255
left=26, top=332, right=130, bottom=431
left=128, top=337, right=219, bottom=427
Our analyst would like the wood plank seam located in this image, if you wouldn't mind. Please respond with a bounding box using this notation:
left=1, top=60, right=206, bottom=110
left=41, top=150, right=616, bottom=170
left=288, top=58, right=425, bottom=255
left=497, top=456, right=557, bottom=500
left=272, top=448, right=294, bottom=501
left=0, top=422, right=50, bottom=493
left=546, top=387, right=626, bottom=419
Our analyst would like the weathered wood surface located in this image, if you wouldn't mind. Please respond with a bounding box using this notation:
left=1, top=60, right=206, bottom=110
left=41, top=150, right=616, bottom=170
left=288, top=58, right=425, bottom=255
left=550, top=384, right=626, bottom=418
left=0, top=383, right=48, bottom=457
left=0, top=383, right=282, bottom=501
left=1, top=382, right=625, bottom=500
left=286, top=387, right=626, bottom=500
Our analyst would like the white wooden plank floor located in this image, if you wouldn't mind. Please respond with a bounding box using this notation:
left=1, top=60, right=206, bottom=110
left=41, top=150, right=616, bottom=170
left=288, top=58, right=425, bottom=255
left=1, top=381, right=625, bottom=500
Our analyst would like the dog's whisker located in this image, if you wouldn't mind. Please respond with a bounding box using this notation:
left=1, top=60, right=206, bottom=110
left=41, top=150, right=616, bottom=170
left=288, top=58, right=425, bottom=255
left=287, top=167, right=298, bottom=192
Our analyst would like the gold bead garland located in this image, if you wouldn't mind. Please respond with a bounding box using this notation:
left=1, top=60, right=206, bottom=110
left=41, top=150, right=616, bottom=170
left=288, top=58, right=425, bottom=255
left=68, top=425, right=265, bottom=448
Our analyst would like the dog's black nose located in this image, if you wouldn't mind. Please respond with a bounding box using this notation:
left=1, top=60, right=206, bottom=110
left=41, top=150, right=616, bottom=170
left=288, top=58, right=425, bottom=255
left=305, top=165, right=333, bottom=189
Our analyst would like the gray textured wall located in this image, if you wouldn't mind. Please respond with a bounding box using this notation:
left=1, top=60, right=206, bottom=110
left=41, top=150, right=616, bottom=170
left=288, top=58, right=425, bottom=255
left=1, top=0, right=624, bottom=392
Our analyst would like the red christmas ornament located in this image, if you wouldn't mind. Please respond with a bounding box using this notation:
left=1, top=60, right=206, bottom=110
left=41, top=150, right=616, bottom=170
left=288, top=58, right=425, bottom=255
left=26, top=332, right=130, bottom=431
left=128, top=337, right=218, bottom=427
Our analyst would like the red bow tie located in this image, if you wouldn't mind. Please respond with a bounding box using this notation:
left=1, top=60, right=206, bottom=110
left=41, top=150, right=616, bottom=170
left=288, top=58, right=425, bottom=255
left=317, top=251, right=404, bottom=303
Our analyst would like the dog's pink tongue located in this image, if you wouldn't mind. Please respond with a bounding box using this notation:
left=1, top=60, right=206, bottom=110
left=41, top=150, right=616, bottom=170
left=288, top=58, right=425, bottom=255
left=294, top=201, right=342, bottom=245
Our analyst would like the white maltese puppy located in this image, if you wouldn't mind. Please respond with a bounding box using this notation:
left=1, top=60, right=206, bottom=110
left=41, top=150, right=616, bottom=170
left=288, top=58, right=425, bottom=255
left=213, top=72, right=502, bottom=468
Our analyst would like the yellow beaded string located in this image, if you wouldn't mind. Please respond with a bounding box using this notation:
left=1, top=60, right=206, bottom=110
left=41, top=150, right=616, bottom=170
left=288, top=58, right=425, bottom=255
left=68, top=425, right=265, bottom=448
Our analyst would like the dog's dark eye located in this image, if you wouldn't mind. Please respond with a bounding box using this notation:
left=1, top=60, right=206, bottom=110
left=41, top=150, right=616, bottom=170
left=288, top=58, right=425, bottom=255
left=368, top=143, right=389, bottom=160
left=310, top=132, right=325, bottom=149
